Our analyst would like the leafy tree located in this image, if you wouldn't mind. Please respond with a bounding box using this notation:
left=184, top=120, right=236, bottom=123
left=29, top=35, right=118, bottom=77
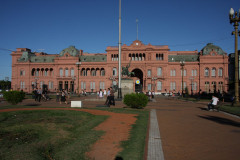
left=0, top=80, right=11, bottom=91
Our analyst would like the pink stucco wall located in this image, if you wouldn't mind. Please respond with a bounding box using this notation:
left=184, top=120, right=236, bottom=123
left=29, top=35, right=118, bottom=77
left=11, top=40, right=229, bottom=94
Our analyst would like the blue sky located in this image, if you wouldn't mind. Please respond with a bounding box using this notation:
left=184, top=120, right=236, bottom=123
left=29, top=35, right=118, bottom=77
left=0, top=0, right=239, bottom=80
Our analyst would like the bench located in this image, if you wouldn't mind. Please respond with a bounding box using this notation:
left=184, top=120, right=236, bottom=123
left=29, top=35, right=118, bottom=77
left=71, top=101, right=82, bottom=108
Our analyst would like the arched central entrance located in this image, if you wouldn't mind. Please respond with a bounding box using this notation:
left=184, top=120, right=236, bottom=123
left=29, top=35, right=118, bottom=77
left=131, top=68, right=143, bottom=92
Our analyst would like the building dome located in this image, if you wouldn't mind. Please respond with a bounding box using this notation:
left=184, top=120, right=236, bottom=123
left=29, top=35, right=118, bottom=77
left=201, top=43, right=225, bottom=55
left=59, top=45, right=79, bottom=57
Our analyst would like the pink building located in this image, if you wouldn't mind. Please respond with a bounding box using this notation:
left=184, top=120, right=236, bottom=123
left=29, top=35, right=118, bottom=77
left=11, top=40, right=228, bottom=94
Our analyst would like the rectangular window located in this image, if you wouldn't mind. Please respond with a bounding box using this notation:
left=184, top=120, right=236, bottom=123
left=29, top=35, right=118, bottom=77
left=100, top=82, right=105, bottom=89
left=157, top=67, right=162, bottom=76
left=20, top=81, right=25, bottom=89
left=193, top=82, right=197, bottom=91
left=157, top=81, right=162, bottom=90
left=90, top=82, right=95, bottom=89
left=65, top=69, right=68, bottom=77
left=171, top=70, right=176, bottom=76
left=147, top=70, right=151, bottom=77
left=170, top=82, right=176, bottom=90
left=49, top=81, right=53, bottom=89
left=192, top=70, right=197, bottom=76
left=181, top=82, right=186, bottom=90
left=218, top=68, right=223, bottom=77
left=81, top=81, right=86, bottom=90
left=71, top=69, right=74, bottom=77
left=148, top=83, right=152, bottom=91
left=60, top=69, right=63, bottom=77
left=44, top=71, right=48, bottom=76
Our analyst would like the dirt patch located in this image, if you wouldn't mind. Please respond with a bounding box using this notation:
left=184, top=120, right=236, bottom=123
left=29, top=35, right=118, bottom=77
left=0, top=108, right=137, bottom=160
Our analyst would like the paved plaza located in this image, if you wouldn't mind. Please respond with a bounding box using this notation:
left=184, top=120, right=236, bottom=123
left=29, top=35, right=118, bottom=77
left=1, top=95, right=240, bottom=160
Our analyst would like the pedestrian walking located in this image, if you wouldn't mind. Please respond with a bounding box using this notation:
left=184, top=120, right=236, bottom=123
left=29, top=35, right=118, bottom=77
left=60, top=89, right=67, bottom=104
left=99, top=89, right=103, bottom=98
left=37, top=88, right=42, bottom=102
left=104, top=89, right=107, bottom=98
left=105, top=88, right=110, bottom=105
left=108, top=87, right=115, bottom=107
left=56, top=89, right=60, bottom=102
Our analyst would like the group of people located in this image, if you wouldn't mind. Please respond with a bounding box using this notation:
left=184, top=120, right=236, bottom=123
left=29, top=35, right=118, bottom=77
left=147, top=90, right=155, bottom=99
left=96, top=87, right=115, bottom=107
left=33, top=88, right=49, bottom=102
left=56, top=89, right=68, bottom=104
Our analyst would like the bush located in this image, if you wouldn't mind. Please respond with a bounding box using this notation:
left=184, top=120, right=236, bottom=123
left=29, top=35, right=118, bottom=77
left=123, top=93, right=148, bottom=109
left=3, top=91, right=25, bottom=105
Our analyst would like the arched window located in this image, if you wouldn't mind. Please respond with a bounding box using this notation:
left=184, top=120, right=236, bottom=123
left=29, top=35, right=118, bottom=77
left=100, top=69, right=105, bottom=76
left=113, top=68, right=117, bottom=76
left=211, top=68, right=216, bottom=77
left=204, top=68, right=209, bottom=77
left=82, top=69, right=87, bottom=76
left=218, top=68, right=223, bottom=77
left=91, top=69, right=96, bottom=76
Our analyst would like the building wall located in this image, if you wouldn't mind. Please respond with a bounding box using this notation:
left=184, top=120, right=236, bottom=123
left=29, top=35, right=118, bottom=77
left=11, top=40, right=229, bottom=94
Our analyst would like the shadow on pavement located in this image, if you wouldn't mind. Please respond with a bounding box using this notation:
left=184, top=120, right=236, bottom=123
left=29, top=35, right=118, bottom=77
left=198, top=107, right=208, bottom=111
left=198, top=115, right=240, bottom=128
left=24, top=103, right=41, bottom=106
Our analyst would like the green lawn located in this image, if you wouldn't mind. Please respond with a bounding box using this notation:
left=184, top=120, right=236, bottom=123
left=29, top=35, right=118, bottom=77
left=0, top=110, right=108, bottom=160
left=219, top=105, right=240, bottom=116
left=0, top=108, right=149, bottom=160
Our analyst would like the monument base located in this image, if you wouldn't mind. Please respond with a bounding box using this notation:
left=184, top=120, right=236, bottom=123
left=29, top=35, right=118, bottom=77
left=121, top=79, right=134, bottom=98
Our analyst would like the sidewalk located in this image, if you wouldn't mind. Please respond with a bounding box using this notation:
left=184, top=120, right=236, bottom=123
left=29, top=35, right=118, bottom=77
left=147, top=97, right=240, bottom=160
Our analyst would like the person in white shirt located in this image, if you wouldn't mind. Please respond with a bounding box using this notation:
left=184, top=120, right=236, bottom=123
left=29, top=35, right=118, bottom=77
left=99, top=89, right=103, bottom=98
left=103, top=89, right=107, bottom=97
left=208, top=95, right=219, bottom=111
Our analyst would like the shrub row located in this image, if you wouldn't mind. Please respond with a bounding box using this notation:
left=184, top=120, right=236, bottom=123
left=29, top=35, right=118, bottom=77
left=3, top=91, right=25, bottom=105
left=123, top=93, right=148, bottom=109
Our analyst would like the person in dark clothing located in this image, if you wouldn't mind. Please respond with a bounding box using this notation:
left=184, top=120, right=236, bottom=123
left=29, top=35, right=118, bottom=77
left=34, top=88, right=38, bottom=101
left=108, top=87, right=115, bottom=107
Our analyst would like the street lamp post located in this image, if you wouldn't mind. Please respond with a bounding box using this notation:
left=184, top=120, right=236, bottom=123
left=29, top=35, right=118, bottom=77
left=110, top=76, right=116, bottom=88
left=118, top=0, right=122, bottom=99
left=152, top=77, right=157, bottom=91
left=229, top=8, right=240, bottom=104
left=76, top=62, right=81, bottom=95
left=72, top=76, right=76, bottom=94
left=34, top=77, right=39, bottom=88
left=189, top=77, right=194, bottom=96
left=180, top=61, right=185, bottom=97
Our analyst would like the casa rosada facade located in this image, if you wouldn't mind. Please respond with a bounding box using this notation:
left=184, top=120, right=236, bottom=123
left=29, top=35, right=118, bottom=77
left=11, top=40, right=229, bottom=94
